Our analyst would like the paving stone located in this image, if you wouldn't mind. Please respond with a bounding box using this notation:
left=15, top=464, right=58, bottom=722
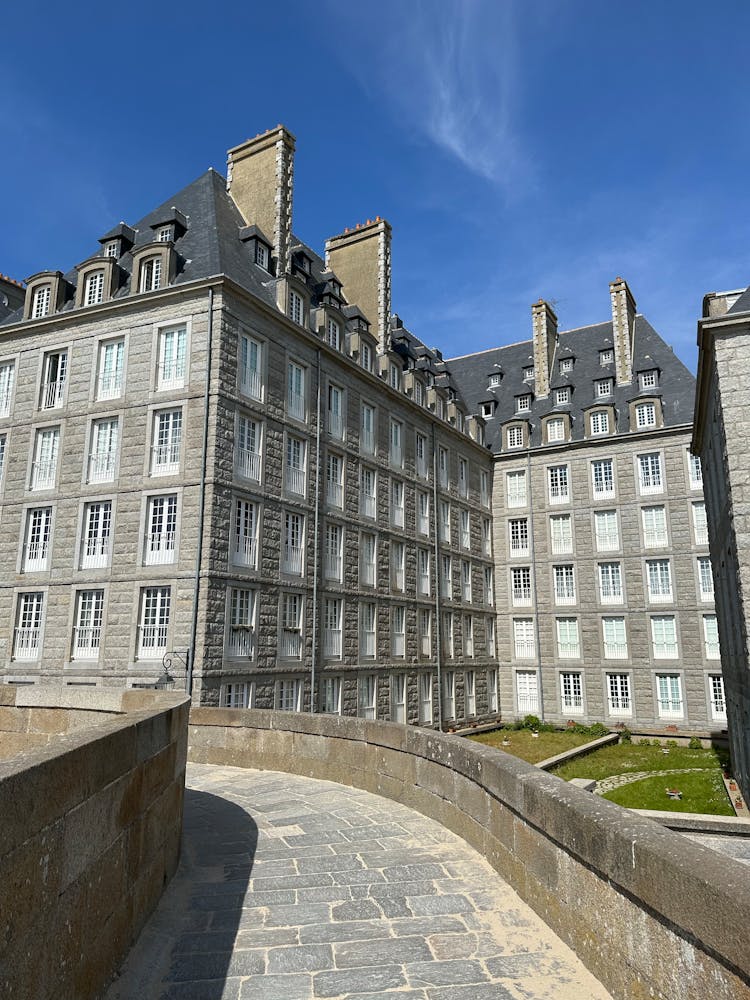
left=235, top=927, right=299, bottom=948
left=426, top=984, right=516, bottom=1000
left=405, top=959, right=490, bottom=986
left=331, top=899, right=382, bottom=921
left=333, top=935, right=433, bottom=968
left=160, top=977, right=242, bottom=1000
left=299, top=920, right=393, bottom=945
left=407, top=894, right=476, bottom=916
left=252, top=873, right=334, bottom=891
left=238, top=974, right=313, bottom=1000
left=166, top=950, right=264, bottom=982
left=264, top=902, right=332, bottom=927
left=266, top=943, right=334, bottom=974
left=391, top=916, right=468, bottom=937
left=313, top=965, right=407, bottom=997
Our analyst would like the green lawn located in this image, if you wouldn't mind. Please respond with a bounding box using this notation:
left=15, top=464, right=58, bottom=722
left=552, top=742, right=728, bottom=782
left=604, top=770, right=734, bottom=815
left=468, top=728, right=595, bottom=764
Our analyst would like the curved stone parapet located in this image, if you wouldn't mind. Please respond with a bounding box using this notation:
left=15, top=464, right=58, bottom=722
left=189, top=708, right=750, bottom=1000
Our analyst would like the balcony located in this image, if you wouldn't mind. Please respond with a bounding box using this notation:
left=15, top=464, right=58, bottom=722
left=282, top=545, right=304, bottom=575
left=241, top=369, right=262, bottom=401
left=512, top=591, right=532, bottom=607
left=97, top=372, right=123, bottom=400
left=151, top=445, right=179, bottom=476
left=13, top=628, right=40, bottom=660
left=595, top=531, right=619, bottom=552
left=653, top=643, right=678, bottom=659
left=286, top=467, right=306, bottom=496
left=280, top=629, right=302, bottom=659
left=137, top=625, right=168, bottom=659
left=324, top=629, right=342, bottom=659
left=706, top=642, right=720, bottom=660
left=507, top=491, right=527, bottom=509
left=328, top=411, right=344, bottom=440
left=72, top=626, right=101, bottom=660
left=157, top=364, right=185, bottom=391
left=232, top=536, right=257, bottom=568
left=145, top=533, right=176, bottom=566
left=551, top=536, right=572, bottom=555
left=236, top=449, right=261, bottom=482
left=639, top=478, right=663, bottom=496
left=23, top=542, right=48, bottom=573
left=517, top=692, right=539, bottom=714
left=41, top=379, right=65, bottom=410
left=600, top=589, right=623, bottom=605
left=514, top=641, right=535, bottom=659
left=644, top=529, right=668, bottom=548
left=555, top=591, right=577, bottom=606
left=81, top=537, right=110, bottom=569
left=648, top=589, right=673, bottom=605
left=30, top=460, right=56, bottom=491
left=593, top=485, right=615, bottom=500
left=562, top=695, right=583, bottom=713
left=227, top=626, right=255, bottom=658
left=604, top=642, right=628, bottom=659
left=549, top=487, right=569, bottom=505
left=558, top=642, right=580, bottom=659
left=695, top=526, right=709, bottom=546
left=608, top=695, right=631, bottom=715
left=657, top=699, right=683, bottom=719
left=88, top=452, right=117, bottom=484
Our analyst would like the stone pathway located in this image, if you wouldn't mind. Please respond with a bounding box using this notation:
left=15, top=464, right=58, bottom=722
left=595, top=767, right=707, bottom=794
left=106, top=763, right=611, bottom=1000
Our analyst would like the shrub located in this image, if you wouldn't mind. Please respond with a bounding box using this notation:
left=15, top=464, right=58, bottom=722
left=688, top=736, right=703, bottom=750
left=588, top=722, right=609, bottom=738
left=620, top=727, right=632, bottom=744
left=522, top=715, right=542, bottom=731
left=666, top=739, right=678, bottom=749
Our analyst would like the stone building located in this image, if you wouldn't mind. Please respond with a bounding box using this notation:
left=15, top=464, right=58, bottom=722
left=0, top=127, right=499, bottom=727
left=448, top=284, right=722, bottom=733
left=693, top=285, right=750, bottom=800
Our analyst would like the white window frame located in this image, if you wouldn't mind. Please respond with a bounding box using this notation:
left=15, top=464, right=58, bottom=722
left=239, top=333, right=264, bottom=401
left=80, top=501, right=112, bottom=569
left=236, top=414, right=262, bottom=482
left=651, top=616, right=678, bottom=660
left=506, top=470, right=527, bottom=508
left=97, top=339, right=124, bottom=401
left=603, top=617, right=628, bottom=660
left=560, top=671, right=583, bottom=714
left=88, top=417, right=119, bottom=484
left=144, top=493, right=178, bottom=566
left=607, top=671, right=631, bottom=715
left=231, top=497, right=258, bottom=569
left=151, top=409, right=182, bottom=476
left=642, top=505, right=668, bottom=548
left=226, top=587, right=256, bottom=658
left=14, top=592, right=45, bottom=660
left=656, top=673, right=683, bottom=718
left=72, top=589, right=104, bottom=660
left=594, top=510, right=619, bottom=552
left=556, top=618, right=581, bottom=659
left=137, top=587, right=170, bottom=659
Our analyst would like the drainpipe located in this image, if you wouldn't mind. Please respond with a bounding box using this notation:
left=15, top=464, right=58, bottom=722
left=187, top=286, right=214, bottom=698
left=309, top=348, right=322, bottom=712
left=431, top=423, right=443, bottom=731
left=527, top=448, right=545, bottom=721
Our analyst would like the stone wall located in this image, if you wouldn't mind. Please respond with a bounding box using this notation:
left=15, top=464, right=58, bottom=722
left=0, top=686, right=189, bottom=1000
left=189, top=708, right=750, bottom=1000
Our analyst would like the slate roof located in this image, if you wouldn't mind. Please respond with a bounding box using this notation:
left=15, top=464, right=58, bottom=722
left=447, top=315, right=696, bottom=454
left=728, top=284, right=750, bottom=315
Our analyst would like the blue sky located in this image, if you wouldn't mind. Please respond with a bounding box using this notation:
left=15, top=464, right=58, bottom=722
left=1, top=0, right=748, bottom=372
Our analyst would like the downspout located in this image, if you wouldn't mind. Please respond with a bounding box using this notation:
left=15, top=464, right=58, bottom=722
left=310, top=348, right=322, bottom=712
left=527, top=448, right=545, bottom=721
left=187, top=286, right=214, bottom=698
left=431, top=423, right=443, bottom=731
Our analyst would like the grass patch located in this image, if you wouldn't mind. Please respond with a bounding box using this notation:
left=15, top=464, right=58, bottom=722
left=604, top=771, right=734, bottom=815
left=469, top=728, right=595, bottom=764
left=552, top=742, right=728, bottom=781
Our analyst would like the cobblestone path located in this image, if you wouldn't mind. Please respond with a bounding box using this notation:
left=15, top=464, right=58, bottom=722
left=595, top=767, right=707, bottom=794
left=106, top=762, right=611, bottom=1000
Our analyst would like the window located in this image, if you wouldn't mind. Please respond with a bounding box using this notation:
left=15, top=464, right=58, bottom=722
left=489, top=373, right=501, bottom=387
left=607, top=672, right=631, bottom=714
left=14, top=592, right=44, bottom=660
left=487, top=668, right=498, bottom=712
left=40, top=350, right=67, bottom=409
left=698, top=556, right=714, bottom=601
left=280, top=594, right=303, bottom=659
left=88, top=418, right=119, bottom=483
left=0, top=434, right=6, bottom=483
left=138, top=587, right=170, bottom=658
left=513, top=619, right=535, bottom=659
left=590, top=411, right=609, bottom=435
left=32, top=284, right=51, bottom=319
left=289, top=289, right=304, bottom=325
left=523, top=366, right=535, bottom=383
left=516, top=394, right=531, bottom=413
left=151, top=409, right=182, bottom=476
left=442, top=613, right=454, bottom=658
left=440, top=554, right=452, bottom=598
left=599, top=349, right=614, bottom=366
left=692, top=502, right=709, bottom=545
left=458, top=457, right=469, bottom=497
left=361, top=403, right=376, bottom=455
left=481, top=517, right=492, bottom=557
left=391, top=673, right=407, bottom=722
left=97, top=339, right=124, bottom=400
left=239, top=334, right=263, bottom=400
left=321, top=676, right=342, bottom=715
left=703, top=615, right=720, bottom=660
left=84, top=269, right=105, bottom=307
left=361, top=342, right=373, bottom=373
left=390, top=419, right=403, bottom=468
left=511, top=567, right=532, bottom=606
left=656, top=673, right=683, bottom=718
left=418, top=609, right=431, bottom=658
left=484, top=566, right=494, bottom=606
left=516, top=670, right=539, bottom=714
left=390, top=479, right=405, bottom=529
left=415, top=433, right=428, bottom=478
left=392, top=606, right=406, bottom=658
left=638, top=453, right=663, bottom=494
left=710, top=675, right=726, bottom=721
left=0, top=361, right=15, bottom=417
left=144, top=494, right=178, bottom=565
left=156, top=225, right=173, bottom=242
left=635, top=402, right=656, bottom=429
left=81, top=501, right=112, bottom=569
left=326, top=317, right=341, bottom=350
left=507, top=518, right=528, bottom=557
left=592, top=458, right=615, bottom=498
left=31, top=427, right=60, bottom=490
left=507, top=426, right=524, bottom=449
left=419, top=673, right=433, bottom=724
left=594, top=510, right=619, bottom=552
left=360, top=533, right=376, bottom=588
left=550, top=514, right=572, bottom=555
left=231, top=498, right=258, bottom=568
left=556, top=618, right=580, bottom=658
left=104, top=240, right=119, bottom=259
left=651, top=616, right=678, bottom=659
left=688, top=453, right=703, bottom=490
left=282, top=512, right=304, bottom=575
left=139, top=256, right=162, bottom=293
left=236, top=414, right=262, bottom=481
left=560, top=672, right=583, bottom=714
left=23, top=507, right=52, bottom=571
left=360, top=602, right=376, bottom=658
left=506, top=470, right=527, bottom=508
left=486, top=618, right=497, bottom=658
left=463, top=668, right=476, bottom=714
left=417, top=490, right=430, bottom=535
left=555, top=387, right=570, bottom=405
left=461, top=560, right=472, bottom=603
left=72, top=590, right=104, bottom=660
left=460, top=509, right=471, bottom=549
left=439, top=500, right=450, bottom=544
left=642, top=505, right=668, bottom=547
left=603, top=617, right=628, bottom=659
left=359, top=674, right=377, bottom=719
left=285, top=435, right=306, bottom=496
left=599, top=562, right=623, bottom=603
left=559, top=357, right=574, bottom=375
left=287, top=361, right=305, bottom=420
left=326, top=453, right=344, bottom=509
left=547, top=465, right=569, bottom=504
left=361, top=466, right=377, bottom=519
left=221, top=682, right=252, bottom=708
left=640, top=370, right=658, bottom=390
left=324, top=598, right=342, bottom=659
left=595, top=378, right=613, bottom=398
left=481, top=402, right=494, bottom=420
left=255, top=242, right=269, bottom=270
left=324, top=523, right=343, bottom=582
left=647, top=559, right=673, bottom=602
left=227, top=588, right=256, bottom=657
left=554, top=565, right=576, bottom=605
left=443, top=669, right=456, bottom=718
left=328, top=384, right=345, bottom=440
left=547, top=417, right=565, bottom=442
left=438, top=446, right=449, bottom=487
left=277, top=678, right=302, bottom=712
left=417, top=547, right=430, bottom=596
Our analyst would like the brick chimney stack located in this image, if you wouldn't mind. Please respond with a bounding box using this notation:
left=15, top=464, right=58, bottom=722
left=226, top=126, right=295, bottom=275
left=531, top=299, right=558, bottom=399
left=610, top=277, right=636, bottom=385
left=325, top=219, right=392, bottom=353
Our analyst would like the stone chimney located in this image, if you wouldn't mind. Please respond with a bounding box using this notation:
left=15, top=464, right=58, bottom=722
left=609, top=277, right=636, bottom=385
left=325, top=219, right=392, bottom=352
left=226, top=126, right=295, bottom=275
left=531, top=299, right=558, bottom=399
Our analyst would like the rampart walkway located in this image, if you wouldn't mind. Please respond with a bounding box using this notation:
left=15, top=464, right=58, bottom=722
left=106, top=763, right=611, bottom=1000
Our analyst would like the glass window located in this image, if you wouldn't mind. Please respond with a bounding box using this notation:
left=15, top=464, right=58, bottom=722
left=360, top=466, right=377, bottom=519
left=599, top=562, right=623, bottom=603
left=324, top=598, right=343, bottom=658
left=282, top=512, right=304, bottom=575
left=31, top=284, right=51, bottom=319
left=595, top=378, right=612, bottom=398
left=590, top=411, right=609, bottom=435
left=710, top=675, right=726, bottom=720
left=703, top=615, right=720, bottom=660
left=647, top=559, right=673, bottom=602
left=240, top=334, right=263, bottom=400
left=656, top=673, right=683, bottom=717
left=556, top=618, right=580, bottom=658
left=516, top=669, right=539, bottom=713
left=635, top=402, right=657, bottom=429
left=14, top=592, right=44, bottom=660
left=144, top=494, right=178, bottom=565
left=139, top=256, right=162, bottom=293
left=326, top=317, right=341, bottom=350
left=592, top=458, right=614, bottom=498
left=81, top=501, right=112, bottom=569
left=642, top=505, right=668, bottom=547
left=560, top=672, right=583, bottom=714
left=511, top=567, right=532, bottom=605
left=138, top=587, right=170, bottom=658
left=599, top=349, right=613, bottom=366
left=638, top=453, right=663, bottom=494
left=603, top=618, right=628, bottom=660
left=509, top=517, right=529, bottom=556
left=23, top=507, right=52, bottom=571
left=547, top=417, right=565, bottom=442
left=326, top=453, right=343, bottom=509
left=548, top=464, right=569, bottom=503
left=97, top=339, right=124, bottom=400
left=277, top=678, right=302, bottom=712
left=443, top=669, right=456, bottom=718
left=360, top=533, right=376, bottom=588
left=287, top=361, right=305, bottom=420
left=31, top=427, right=60, bottom=490
left=227, top=587, right=256, bottom=657
left=361, top=403, right=376, bottom=455
left=507, top=426, right=524, bottom=449
left=553, top=565, right=576, bottom=605
left=88, top=417, right=119, bottom=484
left=359, top=673, right=377, bottom=718
left=40, top=350, right=67, bottom=410
left=84, top=270, right=105, bottom=306
left=231, top=498, right=257, bottom=568
left=513, top=619, right=535, bottom=659
left=72, top=590, right=104, bottom=659
left=651, top=617, right=678, bottom=659
left=151, top=409, right=182, bottom=476
left=692, top=502, right=709, bottom=545
left=419, top=673, right=433, bottom=723
left=391, top=606, right=405, bottom=658
left=390, top=419, right=403, bottom=468
left=320, top=676, right=341, bottom=715
left=594, top=510, right=619, bottom=551
left=550, top=513, right=573, bottom=554
left=555, top=387, right=570, bottom=405
left=516, top=394, right=531, bottom=413
left=328, top=384, right=345, bottom=440
left=222, top=682, right=252, bottom=708
left=285, top=435, right=306, bottom=496
left=698, top=556, right=714, bottom=600
left=0, top=360, right=15, bottom=417
left=688, top=452, right=703, bottom=489
left=289, top=289, right=304, bottom=325
left=418, top=609, right=431, bottom=658
left=280, top=594, right=303, bottom=659
left=506, top=470, right=527, bottom=507
left=236, top=414, right=261, bottom=481
left=606, top=671, right=631, bottom=714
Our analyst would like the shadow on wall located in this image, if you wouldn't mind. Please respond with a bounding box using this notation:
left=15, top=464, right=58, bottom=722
left=106, top=789, right=258, bottom=999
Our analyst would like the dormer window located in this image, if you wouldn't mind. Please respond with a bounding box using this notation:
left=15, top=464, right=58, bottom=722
left=559, top=357, right=573, bottom=374
left=523, top=366, right=535, bottom=382
left=156, top=225, right=173, bottom=243
left=389, top=364, right=401, bottom=391
left=289, top=289, right=304, bottom=325
left=595, top=378, right=613, bottom=398
left=640, top=370, right=658, bottom=391
left=255, top=242, right=269, bottom=270
left=84, top=270, right=105, bottom=306
left=326, top=317, right=341, bottom=350
left=599, top=349, right=614, bottom=366
left=414, top=380, right=424, bottom=406
left=140, top=256, right=162, bottom=293
left=507, top=425, right=524, bottom=449
left=361, top=342, right=373, bottom=373
left=481, top=401, right=494, bottom=419
left=489, top=373, right=501, bottom=387
left=590, top=411, right=610, bottom=435
left=555, top=387, right=570, bottom=406
left=31, top=284, right=51, bottom=319
left=516, top=394, right=531, bottom=414
left=104, top=241, right=119, bottom=259
left=635, top=401, right=657, bottom=429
